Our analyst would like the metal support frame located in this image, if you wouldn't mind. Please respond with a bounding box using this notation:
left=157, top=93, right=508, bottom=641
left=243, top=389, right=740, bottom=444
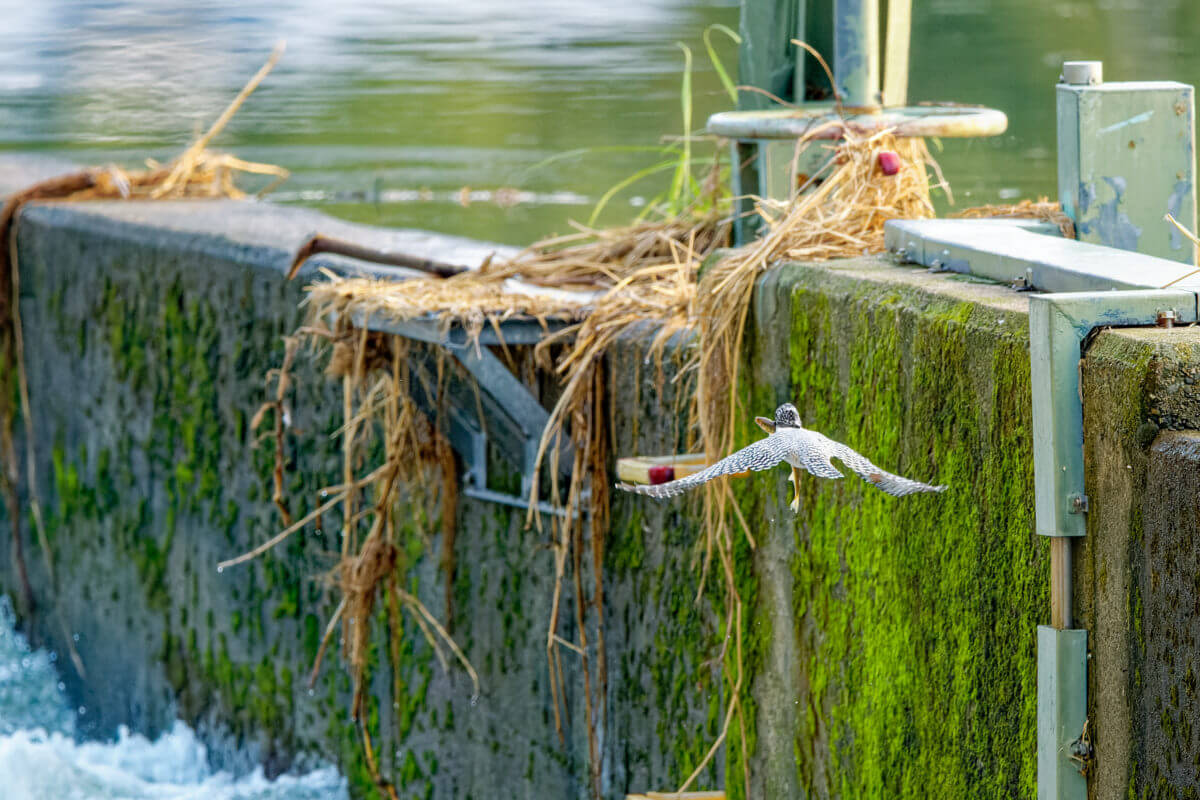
left=352, top=311, right=572, bottom=517
left=1029, top=291, right=1197, bottom=541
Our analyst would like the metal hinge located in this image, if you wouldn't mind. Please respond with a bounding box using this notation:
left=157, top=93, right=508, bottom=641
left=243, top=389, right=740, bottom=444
left=1068, top=718, right=1094, bottom=777
left=1012, top=269, right=1035, bottom=292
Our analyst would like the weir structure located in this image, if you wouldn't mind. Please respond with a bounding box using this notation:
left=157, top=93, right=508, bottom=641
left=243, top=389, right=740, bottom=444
left=1, top=7, right=1200, bottom=800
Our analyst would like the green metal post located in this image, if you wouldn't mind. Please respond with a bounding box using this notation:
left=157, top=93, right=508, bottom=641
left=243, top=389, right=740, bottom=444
left=738, top=0, right=803, bottom=110
left=791, top=0, right=808, bottom=104
left=1057, top=60, right=1197, bottom=263
left=1038, top=626, right=1088, bottom=800
left=833, top=0, right=879, bottom=106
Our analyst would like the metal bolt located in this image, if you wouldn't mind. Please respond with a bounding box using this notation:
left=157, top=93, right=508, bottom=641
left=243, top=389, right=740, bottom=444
left=1157, top=309, right=1177, bottom=328
left=1062, top=61, right=1103, bottom=86
left=1069, top=493, right=1089, bottom=514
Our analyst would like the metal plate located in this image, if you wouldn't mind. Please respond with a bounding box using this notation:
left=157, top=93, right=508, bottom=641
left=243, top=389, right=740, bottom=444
left=1037, top=626, right=1088, bottom=800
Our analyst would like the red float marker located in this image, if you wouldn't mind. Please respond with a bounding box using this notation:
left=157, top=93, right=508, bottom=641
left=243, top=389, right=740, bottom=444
left=647, top=464, right=675, bottom=485
left=877, top=150, right=902, bottom=175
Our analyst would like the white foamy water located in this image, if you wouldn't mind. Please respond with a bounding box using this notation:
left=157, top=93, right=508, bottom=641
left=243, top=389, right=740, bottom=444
left=0, top=597, right=347, bottom=800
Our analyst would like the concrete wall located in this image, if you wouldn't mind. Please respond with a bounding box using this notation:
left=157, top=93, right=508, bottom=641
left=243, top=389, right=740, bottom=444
left=1080, top=328, right=1200, bottom=800
left=2, top=167, right=1199, bottom=798
left=741, top=261, right=1044, bottom=798
left=1, top=191, right=718, bottom=798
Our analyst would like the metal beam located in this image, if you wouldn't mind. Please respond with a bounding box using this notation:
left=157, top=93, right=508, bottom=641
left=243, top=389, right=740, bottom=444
left=1029, top=291, right=1197, bottom=539
left=347, top=310, right=573, bottom=509
left=885, top=218, right=1200, bottom=293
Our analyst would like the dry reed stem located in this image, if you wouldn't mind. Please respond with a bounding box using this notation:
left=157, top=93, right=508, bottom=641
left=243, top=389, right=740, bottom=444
left=251, top=335, right=300, bottom=527
left=1160, top=213, right=1200, bottom=287
left=153, top=41, right=286, bottom=198
left=230, top=329, right=481, bottom=787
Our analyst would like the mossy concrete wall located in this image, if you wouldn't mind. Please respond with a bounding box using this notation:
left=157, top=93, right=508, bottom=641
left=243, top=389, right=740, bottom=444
left=2, top=175, right=1199, bottom=798
left=1079, top=329, right=1200, bottom=800
left=0, top=193, right=721, bottom=799
left=735, top=260, right=1044, bottom=799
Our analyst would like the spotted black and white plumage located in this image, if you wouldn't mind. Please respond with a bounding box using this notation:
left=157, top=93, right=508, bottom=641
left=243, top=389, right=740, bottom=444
left=617, top=403, right=947, bottom=510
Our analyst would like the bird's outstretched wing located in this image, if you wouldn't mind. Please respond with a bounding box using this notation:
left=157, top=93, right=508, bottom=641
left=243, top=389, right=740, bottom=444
left=617, top=437, right=788, bottom=500
left=827, top=440, right=947, bottom=497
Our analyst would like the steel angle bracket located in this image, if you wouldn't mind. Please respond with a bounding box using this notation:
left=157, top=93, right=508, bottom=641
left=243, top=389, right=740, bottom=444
left=1029, top=291, right=1196, bottom=538
left=1038, top=626, right=1089, bottom=799
left=350, top=311, right=573, bottom=517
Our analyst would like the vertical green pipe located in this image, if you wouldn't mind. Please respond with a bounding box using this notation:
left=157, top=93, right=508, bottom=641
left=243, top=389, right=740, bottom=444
left=833, top=0, right=879, bottom=106
left=791, top=0, right=808, bottom=103
left=737, top=0, right=803, bottom=110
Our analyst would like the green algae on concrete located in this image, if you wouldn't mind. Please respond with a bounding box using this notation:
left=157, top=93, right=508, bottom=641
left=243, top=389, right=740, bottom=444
left=742, top=257, right=1045, bottom=799
left=12, top=196, right=1200, bottom=799
left=0, top=200, right=723, bottom=799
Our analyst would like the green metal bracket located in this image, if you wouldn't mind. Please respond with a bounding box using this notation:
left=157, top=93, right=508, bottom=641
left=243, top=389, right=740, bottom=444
left=1029, top=291, right=1197, bottom=538
left=1038, top=626, right=1088, bottom=800
left=1057, top=61, right=1196, bottom=263
left=349, top=310, right=573, bottom=516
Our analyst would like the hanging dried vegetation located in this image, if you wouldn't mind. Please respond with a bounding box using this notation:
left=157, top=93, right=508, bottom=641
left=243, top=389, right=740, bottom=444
left=224, top=107, right=954, bottom=799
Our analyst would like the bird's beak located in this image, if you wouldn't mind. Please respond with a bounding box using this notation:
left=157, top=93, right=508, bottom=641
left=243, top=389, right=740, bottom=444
left=754, top=416, right=776, bottom=434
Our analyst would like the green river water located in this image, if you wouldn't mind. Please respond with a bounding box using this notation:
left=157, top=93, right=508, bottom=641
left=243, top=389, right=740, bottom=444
left=2, top=1, right=1198, bottom=248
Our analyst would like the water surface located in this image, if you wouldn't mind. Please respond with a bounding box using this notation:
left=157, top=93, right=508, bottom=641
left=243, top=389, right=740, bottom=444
left=0, top=598, right=346, bottom=800
left=1, top=1, right=1198, bottom=246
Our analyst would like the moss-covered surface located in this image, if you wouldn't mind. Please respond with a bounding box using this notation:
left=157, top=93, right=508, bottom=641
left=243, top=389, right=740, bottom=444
left=12, top=205, right=1200, bottom=800
left=1, top=205, right=723, bottom=799
left=739, top=259, right=1046, bottom=799
left=602, top=332, right=725, bottom=795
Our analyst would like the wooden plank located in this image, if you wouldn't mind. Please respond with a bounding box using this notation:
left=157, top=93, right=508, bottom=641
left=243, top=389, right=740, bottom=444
left=626, top=792, right=725, bottom=800
left=617, top=453, right=710, bottom=485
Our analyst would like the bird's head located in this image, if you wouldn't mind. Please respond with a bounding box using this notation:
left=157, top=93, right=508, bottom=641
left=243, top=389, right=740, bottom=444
left=754, top=402, right=802, bottom=434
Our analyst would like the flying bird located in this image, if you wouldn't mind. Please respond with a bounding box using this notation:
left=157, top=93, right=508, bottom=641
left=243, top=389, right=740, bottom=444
left=616, top=402, right=947, bottom=512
